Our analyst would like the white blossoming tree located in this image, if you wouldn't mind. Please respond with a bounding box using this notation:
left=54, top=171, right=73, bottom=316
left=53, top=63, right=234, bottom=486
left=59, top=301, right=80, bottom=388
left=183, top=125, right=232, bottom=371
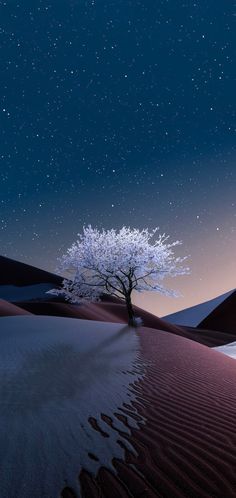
left=50, top=226, right=189, bottom=326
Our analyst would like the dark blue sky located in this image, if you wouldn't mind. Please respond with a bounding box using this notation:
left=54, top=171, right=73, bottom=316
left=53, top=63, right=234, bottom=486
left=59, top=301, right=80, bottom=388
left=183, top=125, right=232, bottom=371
left=0, top=0, right=235, bottom=313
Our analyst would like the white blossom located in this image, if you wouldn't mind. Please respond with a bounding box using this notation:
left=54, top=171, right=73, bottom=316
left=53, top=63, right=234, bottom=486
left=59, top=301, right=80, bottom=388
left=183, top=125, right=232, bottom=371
left=49, top=226, right=190, bottom=325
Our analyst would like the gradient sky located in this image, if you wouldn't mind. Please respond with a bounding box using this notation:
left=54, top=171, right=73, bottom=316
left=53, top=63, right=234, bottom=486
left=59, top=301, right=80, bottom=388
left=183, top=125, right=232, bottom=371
left=0, top=0, right=235, bottom=316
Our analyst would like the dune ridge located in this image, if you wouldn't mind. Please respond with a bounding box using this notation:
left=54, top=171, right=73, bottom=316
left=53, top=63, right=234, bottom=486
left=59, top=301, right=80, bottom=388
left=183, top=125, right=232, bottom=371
left=15, top=300, right=184, bottom=335
left=14, top=299, right=236, bottom=347
left=77, top=328, right=236, bottom=498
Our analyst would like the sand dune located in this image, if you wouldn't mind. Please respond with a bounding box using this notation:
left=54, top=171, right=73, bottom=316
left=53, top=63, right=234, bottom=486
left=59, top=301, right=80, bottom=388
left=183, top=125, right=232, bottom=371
left=198, top=290, right=236, bottom=334
left=0, top=299, right=32, bottom=316
left=15, top=300, right=186, bottom=335
left=1, top=254, right=235, bottom=346
left=0, top=316, right=142, bottom=498
left=1, top=316, right=236, bottom=497
left=0, top=255, right=62, bottom=286
left=79, top=327, right=236, bottom=498
left=182, top=325, right=236, bottom=347
left=1, top=257, right=236, bottom=496
left=15, top=299, right=236, bottom=347
left=163, top=289, right=234, bottom=327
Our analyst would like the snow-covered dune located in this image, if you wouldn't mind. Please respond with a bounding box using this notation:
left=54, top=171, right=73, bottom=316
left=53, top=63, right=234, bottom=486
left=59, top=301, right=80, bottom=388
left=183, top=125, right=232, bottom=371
left=16, top=299, right=186, bottom=335
left=215, top=341, right=236, bottom=360
left=0, top=316, right=143, bottom=498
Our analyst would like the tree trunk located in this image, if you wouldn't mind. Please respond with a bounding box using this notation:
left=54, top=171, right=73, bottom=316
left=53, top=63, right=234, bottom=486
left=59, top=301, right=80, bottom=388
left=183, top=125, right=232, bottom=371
left=125, top=294, right=136, bottom=327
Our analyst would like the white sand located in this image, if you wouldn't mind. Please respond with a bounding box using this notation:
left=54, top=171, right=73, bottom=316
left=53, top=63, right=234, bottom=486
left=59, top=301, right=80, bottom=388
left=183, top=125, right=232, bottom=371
left=214, top=341, right=236, bottom=360
left=0, top=315, right=145, bottom=498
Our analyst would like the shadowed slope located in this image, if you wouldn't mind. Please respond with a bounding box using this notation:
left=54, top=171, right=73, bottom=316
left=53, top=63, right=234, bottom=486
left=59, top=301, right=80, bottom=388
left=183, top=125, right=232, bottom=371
left=163, top=290, right=234, bottom=327
left=0, top=299, right=32, bottom=316
left=181, top=325, right=236, bottom=347
left=198, top=290, right=236, bottom=334
left=0, top=255, right=62, bottom=287
left=215, top=340, right=236, bottom=359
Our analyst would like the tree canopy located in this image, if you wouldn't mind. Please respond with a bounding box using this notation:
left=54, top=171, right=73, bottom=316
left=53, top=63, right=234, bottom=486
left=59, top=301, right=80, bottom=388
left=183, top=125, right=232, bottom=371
left=50, top=226, right=190, bottom=325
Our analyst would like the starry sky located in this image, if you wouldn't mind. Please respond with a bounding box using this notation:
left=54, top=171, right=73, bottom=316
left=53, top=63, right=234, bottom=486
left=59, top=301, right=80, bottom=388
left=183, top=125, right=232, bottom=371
left=0, top=0, right=235, bottom=316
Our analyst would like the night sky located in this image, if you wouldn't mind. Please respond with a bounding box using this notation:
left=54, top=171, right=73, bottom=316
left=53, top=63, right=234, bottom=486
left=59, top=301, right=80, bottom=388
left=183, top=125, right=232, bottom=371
left=0, top=0, right=235, bottom=315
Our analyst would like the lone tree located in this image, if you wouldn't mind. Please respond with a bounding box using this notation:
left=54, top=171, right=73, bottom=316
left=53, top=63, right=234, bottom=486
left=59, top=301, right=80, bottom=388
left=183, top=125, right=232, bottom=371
left=50, top=226, right=189, bottom=326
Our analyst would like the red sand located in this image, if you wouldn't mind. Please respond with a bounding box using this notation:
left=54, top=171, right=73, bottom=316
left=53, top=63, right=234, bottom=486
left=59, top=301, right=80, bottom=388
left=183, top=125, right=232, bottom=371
left=198, top=290, right=236, bottom=334
left=0, top=299, right=32, bottom=316
left=183, top=325, right=236, bottom=347
left=15, top=300, right=236, bottom=347
left=15, top=300, right=186, bottom=336
left=73, top=328, right=236, bottom=497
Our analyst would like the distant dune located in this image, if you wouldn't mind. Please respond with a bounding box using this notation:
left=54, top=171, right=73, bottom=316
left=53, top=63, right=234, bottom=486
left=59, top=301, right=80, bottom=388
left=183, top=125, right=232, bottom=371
left=163, top=289, right=235, bottom=327
left=0, top=255, right=62, bottom=287
left=181, top=325, right=236, bottom=348
left=198, top=290, right=236, bottom=334
left=0, top=299, right=32, bottom=316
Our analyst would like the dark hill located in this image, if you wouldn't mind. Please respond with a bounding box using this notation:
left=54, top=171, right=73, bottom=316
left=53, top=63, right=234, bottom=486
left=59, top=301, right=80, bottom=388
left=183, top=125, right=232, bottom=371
left=198, top=290, right=236, bottom=334
left=0, top=255, right=62, bottom=287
